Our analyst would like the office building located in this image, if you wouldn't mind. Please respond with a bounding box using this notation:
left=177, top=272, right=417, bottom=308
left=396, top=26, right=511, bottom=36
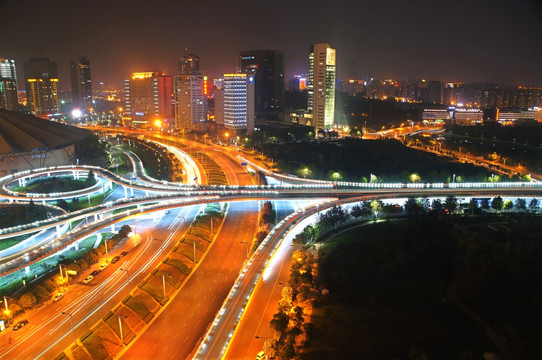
left=239, top=50, right=284, bottom=122
left=123, top=72, right=172, bottom=127
left=222, top=73, right=254, bottom=133
left=0, top=59, right=17, bottom=85
left=307, top=43, right=336, bottom=131
left=0, top=78, right=18, bottom=111
left=174, top=53, right=207, bottom=131
left=70, top=56, right=92, bottom=113
left=23, top=58, right=60, bottom=118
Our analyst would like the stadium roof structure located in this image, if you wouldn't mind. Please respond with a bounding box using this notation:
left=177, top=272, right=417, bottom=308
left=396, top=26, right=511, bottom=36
left=0, top=110, right=91, bottom=155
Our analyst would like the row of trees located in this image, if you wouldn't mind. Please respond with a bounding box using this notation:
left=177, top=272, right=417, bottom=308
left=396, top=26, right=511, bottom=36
left=0, top=200, right=48, bottom=229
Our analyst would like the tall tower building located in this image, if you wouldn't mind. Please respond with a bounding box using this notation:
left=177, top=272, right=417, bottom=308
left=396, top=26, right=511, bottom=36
left=0, top=59, right=18, bottom=85
left=175, top=53, right=207, bottom=131
left=23, top=58, right=60, bottom=118
left=239, top=50, right=284, bottom=123
left=70, top=56, right=92, bottom=113
left=223, top=73, right=254, bottom=133
left=308, top=43, right=336, bottom=131
left=0, top=58, right=19, bottom=111
left=179, top=54, right=200, bottom=74
left=123, top=72, right=172, bottom=127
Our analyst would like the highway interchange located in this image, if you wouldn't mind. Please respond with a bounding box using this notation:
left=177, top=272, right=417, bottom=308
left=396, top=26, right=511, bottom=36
left=0, top=131, right=542, bottom=360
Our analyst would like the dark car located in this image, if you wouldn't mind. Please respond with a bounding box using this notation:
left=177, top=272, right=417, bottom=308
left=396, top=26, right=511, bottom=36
left=90, top=270, right=99, bottom=277
left=12, top=319, right=28, bottom=331
left=111, top=256, right=121, bottom=264
left=120, top=251, right=128, bottom=257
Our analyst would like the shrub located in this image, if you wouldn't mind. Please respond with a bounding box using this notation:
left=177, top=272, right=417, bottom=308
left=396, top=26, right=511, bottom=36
left=18, top=293, right=37, bottom=309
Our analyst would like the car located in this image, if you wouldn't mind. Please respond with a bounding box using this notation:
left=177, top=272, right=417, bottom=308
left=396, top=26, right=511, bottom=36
left=111, top=256, right=121, bottom=264
left=90, top=270, right=99, bottom=277
left=53, top=293, right=63, bottom=302
left=83, top=275, right=94, bottom=284
left=99, top=263, right=108, bottom=271
left=120, top=251, right=128, bottom=257
left=256, top=351, right=265, bottom=360
left=12, top=320, right=28, bottom=331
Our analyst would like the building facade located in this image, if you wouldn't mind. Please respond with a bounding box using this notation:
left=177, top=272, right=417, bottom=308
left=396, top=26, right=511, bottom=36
left=70, top=56, right=92, bottom=114
left=174, top=54, right=207, bottom=131
left=0, top=78, right=18, bottom=111
left=123, top=72, right=172, bottom=127
left=307, top=43, right=336, bottom=131
left=23, top=58, right=60, bottom=118
left=0, top=58, right=17, bottom=85
left=239, top=50, right=284, bottom=123
left=222, top=74, right=254, bottom=133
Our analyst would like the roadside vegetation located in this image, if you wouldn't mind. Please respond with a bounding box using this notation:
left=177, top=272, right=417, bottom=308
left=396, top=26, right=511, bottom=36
left=269, top=199, right=542, bottom=360
left=118, top=136, right=177, bottom=181
left=0, top=201, right=48, bottom=229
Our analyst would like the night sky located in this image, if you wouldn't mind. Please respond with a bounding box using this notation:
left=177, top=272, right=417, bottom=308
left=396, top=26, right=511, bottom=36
left=1, top=0, right=541, bottom=91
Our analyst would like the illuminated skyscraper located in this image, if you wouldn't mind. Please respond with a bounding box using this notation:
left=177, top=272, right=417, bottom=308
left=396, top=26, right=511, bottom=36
left=0, top=58, right=17, bottom=85
left=23, top=58, right=60, bottom=118
left=307, top=43, right=336, bottom=131
left=70, top=56, right=92, bottom=113
left=222, top=73, right=254, bottom=133
left=175, top=54, right=207, bottom=131
left=239, top=50, right=284, bottom=123
left=123, top=72, right=172, bottom=127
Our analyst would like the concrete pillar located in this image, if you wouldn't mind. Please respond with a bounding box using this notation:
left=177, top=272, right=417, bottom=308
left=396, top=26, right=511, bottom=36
left=111, top=224, right=115, bottom=232
left=75, top=242, right=79, bottom=251
left=124, top=187, right=128, bottom=198
left=94, top=214, right=98, bottom=221
left=56, top=225, right=61, bottom=236
left=130, top=188, right=134, bottom=196
left=25, top=266, right=30, bottom=274
left=145, top=191, right=149, bottom=196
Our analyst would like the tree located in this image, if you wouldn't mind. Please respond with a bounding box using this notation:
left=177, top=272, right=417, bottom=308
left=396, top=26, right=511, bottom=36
left=43, top=279, right=57, bottom=292
left=404, top=197, right=420, bottom=219
left=270, top=310, right=289, bottom=333
left=86, top=169, right=96, bottom=185
left=515, top=198, right=526, bottom=211
left=491, top=196, right=504, bottom=212
left=431, top=199, right=443, bottom=214
left=118, top=225, right=132, bottom=238
left=503, top=200, right=514, bottom=211
left=371, top=200, right=383, bottom=217
left=468, top=198, right=478, bottom=215
left=18, top=293, right=37, bottom=309
left=33, top=285, right=49, bottom=302
left=292, top=233, right=307, bottom=248
left=444, top=195, right=457, bottom=214
left=350, top=204, right=364, bottom=218
left=529, top=198, right=539, bottom=212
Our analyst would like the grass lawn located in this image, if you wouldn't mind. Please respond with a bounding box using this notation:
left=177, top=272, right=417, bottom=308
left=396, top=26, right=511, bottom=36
left=165, top=257, right=190, bottom=275
left=140, top=279, right=165, bottom=303
left=0, top=232, right=37, bottom=251
left=124, top=297, right=151, bottom=321
left=82, top=332, right=110, bottom=360
left=71, top=345, right=92, bottom=360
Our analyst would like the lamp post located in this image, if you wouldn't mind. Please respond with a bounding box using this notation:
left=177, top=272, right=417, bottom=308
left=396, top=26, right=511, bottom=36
left=192, top=240, right=201, bottom=263
left=61, top=312, right=77, bottom=348
left=3, top=296, right=11, bottom=326
left=240, top=241, right=249, bottom=258
left=59, top=264, right=66, bottom=291
left=117, top=315, right=128, bottom=345
left=162, top=273, right=171, bottom=300
left=255, top=336, right=269, bottom=360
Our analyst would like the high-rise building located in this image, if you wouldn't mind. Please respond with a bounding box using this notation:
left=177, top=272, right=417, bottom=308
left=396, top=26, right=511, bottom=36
left=174, top=53, right=207, bottom=131
left=222, top=73, right=254, bottom=133
left=179, top=54, right=200, bottom=74
left=0, top=78, right=18, bottom=111
left=0, top=59, right=17, bottom=85
left=239, top=50, right=284, bottom=123
left=174, top=74, right=207, bottom=131
left=307, top=43, right=336, bottom=131
left=123, top=72, right=172, bottom=127
left=426, top=81, right=442, bottom=104
left=70, top=56, right=92, bottom=113
left=23, top=58, right=60, bottom=117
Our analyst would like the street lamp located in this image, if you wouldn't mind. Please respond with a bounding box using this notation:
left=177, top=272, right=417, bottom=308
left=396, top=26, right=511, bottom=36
left=254, top=336, right=269, bottom=360
left=240, top=241, right=249, bottom=258
left=161, top=273, right=172, bottom=300
left=117, top=315, right=128, bottom=345
left=61, top=311, right=77, bottom=348
left=192, top=240, right=201, bottom=263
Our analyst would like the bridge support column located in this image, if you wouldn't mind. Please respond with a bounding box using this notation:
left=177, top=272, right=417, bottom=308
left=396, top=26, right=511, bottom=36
left=137, top=204, right=141, bottom=209
left=94, top=214, right=98, bottom=221
left=145, top=191, right=149, bottom=196
left=25, top=266, right=30, bottom=274
left=72, top=170, right=77, bottom=180
left=130, top=188, right=134, bottom=196
left=111, top=224, right=115, bottom=232
left=124, top=187, right=128, bottom=199
left=56, top=225, right=61, bottom=236
left=75, top=242, right=79, bottom=251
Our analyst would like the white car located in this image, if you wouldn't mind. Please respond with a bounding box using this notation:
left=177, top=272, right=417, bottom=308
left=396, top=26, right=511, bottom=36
left=83, top=275, right=94, bottom=284
left=99, top=263, right=109, bottom=271
left=53, top=293, right=64, bottom=302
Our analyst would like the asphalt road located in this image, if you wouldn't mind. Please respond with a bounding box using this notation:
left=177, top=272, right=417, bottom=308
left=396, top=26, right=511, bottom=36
left=0, top=206, right=198, bottom=360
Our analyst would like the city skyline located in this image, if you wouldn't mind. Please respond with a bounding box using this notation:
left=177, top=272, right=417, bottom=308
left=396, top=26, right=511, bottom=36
left=1, top=0, right=541, bottom=91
